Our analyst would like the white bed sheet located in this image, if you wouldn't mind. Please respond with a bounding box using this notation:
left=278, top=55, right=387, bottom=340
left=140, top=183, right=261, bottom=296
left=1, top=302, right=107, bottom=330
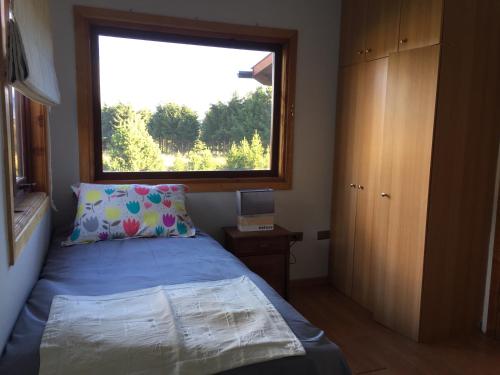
left=39, top=276, right=305, bottom=375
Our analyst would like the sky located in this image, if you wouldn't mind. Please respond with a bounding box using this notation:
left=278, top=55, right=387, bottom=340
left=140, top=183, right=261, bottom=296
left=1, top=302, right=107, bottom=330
left=98, top=36, right=271, bottom=118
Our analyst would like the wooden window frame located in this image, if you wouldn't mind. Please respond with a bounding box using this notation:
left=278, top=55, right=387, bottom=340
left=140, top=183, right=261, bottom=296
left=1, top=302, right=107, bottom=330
left=74, top=6, right=297, bottom=192
left=11, top=90, right=32, bottom=192
left=91, top=26, right=283, bottom=181
left=1, top=0, right=50, bottom=265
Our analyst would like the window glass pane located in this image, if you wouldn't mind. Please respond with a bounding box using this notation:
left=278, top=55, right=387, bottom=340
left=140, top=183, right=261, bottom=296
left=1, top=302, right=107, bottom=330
left=11, top=87, right=25, bottom=182
left=98, top=35, right=275, bottom=173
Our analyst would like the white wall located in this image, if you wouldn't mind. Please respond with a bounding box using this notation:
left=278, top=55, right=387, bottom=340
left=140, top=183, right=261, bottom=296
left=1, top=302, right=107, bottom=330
left=48, top=0, right=341, bottom=280
left=0, top=131, right=52, bottom=351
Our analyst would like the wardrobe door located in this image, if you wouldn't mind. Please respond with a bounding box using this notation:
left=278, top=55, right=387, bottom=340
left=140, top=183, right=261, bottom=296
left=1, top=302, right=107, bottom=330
left=372, top=45, right=440, bottom=340
left=364, top=0, right=401, bottom=61
left=398, top=0, right=443, bottom=51
left=351, top=58, right=388, bottom=309
left=489, top=194, right=500, bottom=339
left=330, top=64, right=364, bottom=295
left=339, top=0, right=367, bottom=66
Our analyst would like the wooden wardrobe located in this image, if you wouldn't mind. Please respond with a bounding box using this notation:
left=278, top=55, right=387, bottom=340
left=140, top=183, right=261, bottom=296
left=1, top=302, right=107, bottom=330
left=330, top=0, right=500, bottom=342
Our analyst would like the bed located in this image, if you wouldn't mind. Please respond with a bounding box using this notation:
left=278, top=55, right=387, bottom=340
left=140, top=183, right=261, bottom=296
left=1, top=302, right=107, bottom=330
left=0, top=233, right=350, bottom=374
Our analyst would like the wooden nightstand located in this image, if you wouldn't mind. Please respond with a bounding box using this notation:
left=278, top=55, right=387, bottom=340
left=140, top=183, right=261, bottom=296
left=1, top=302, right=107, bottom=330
left=223, top=225, right=291, bottom=299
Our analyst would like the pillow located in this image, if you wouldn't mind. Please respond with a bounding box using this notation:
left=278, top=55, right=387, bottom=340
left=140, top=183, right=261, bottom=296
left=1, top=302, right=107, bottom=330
left=63, top=183, right=196, bottom=246
left=70, top=183, right=80, bottom=198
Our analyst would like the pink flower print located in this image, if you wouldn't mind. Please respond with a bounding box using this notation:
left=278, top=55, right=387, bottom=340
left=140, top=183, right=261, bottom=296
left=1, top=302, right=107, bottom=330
left=158, top=185, right=170, bottom=192
left=134, top=186, right=150, bottom=200
left=162, top=214, right=175, bottom=227
left=144, top=202, right=153, bottom=209
left=98, top=232, right=109, bottom=241
left=123, top=218, right=141, bottom=237
left=171, top=185, right=178, bottom=192
left=162, top=199, right=172, bottom=208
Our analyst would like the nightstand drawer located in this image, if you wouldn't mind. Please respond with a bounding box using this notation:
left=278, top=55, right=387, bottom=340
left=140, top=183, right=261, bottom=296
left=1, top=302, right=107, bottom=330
left=223, top=225, right=291, bottom=299
left=231, top=236, right=288, bottom=256
left=241, top=254, right=286, bottom=296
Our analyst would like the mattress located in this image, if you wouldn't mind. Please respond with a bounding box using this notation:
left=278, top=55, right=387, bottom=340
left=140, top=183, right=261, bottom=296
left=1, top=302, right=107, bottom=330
left=0, top=233, right=350, bottom=375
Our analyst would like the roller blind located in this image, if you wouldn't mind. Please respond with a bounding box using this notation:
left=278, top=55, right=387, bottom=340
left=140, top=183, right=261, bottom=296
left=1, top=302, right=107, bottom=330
left=8, top=0, right=60, bottom=106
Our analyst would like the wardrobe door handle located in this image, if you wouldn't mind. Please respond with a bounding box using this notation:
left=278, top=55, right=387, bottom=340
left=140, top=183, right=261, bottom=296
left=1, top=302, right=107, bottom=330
left=399, top=38, right=408, bottom=45
left=349, top=184, right=357, bottom=188
left=358, top=185, right=364, bottom=190
left=380, top=192, right=390, bottom=198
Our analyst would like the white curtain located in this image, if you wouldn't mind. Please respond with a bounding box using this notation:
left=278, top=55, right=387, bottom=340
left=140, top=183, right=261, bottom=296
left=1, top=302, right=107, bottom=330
left=8, top=0, right=60, bottom=106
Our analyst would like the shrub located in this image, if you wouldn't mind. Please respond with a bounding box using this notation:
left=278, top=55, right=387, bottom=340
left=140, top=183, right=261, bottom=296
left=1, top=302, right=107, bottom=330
left=105, top=107, right=164, bottom=172
left=226, top=132, right=270, bottom=170
left=185, top=141, right=218, bottom=171
left=171, top=152, right=188, bottom=171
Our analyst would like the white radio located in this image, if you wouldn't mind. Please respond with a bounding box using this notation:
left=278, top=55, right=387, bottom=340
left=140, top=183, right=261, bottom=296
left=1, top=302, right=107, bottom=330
left=236, top=189, right=275, bottom=232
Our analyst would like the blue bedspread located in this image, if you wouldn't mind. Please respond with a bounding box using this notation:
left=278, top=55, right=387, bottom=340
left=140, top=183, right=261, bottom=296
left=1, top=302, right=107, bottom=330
left=0, top=233, right=350, bottom=375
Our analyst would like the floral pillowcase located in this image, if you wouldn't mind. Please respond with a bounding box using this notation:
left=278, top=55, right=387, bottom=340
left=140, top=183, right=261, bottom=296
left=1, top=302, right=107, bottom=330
left=63, top=183, right=196, bottom=246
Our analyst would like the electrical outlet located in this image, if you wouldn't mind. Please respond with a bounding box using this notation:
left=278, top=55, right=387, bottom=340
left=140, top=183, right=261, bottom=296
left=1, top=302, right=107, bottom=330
left=317, top=230, right=330, bottom=240
left=290, top=232, right=303, bottom=242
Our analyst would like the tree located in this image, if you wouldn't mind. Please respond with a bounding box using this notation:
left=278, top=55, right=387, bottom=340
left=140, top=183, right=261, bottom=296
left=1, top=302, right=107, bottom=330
left=226, top=132, right=270, bottom=170
left=104, top=106, right=164, bottom=172
left=147, top=103, right=200, bottom=153
left=102, top=104, right=153, bottom=151
left=201, top=95, right=244, bottom=151
left=138, top=108, right=153, bottom=125
left=101, top=103, right=139, bottom=150
left=240, top=87, right=273, bottom=146
left=201, top=87, right=272, bottom=151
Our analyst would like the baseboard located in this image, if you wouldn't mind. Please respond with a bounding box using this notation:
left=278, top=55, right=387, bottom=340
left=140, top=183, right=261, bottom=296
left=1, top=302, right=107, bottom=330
left=290, top=276, right=329, bottom=287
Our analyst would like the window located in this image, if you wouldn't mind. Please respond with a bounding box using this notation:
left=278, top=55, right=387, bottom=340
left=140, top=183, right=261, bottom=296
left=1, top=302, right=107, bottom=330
left=94, top=31, right=280, bottom=177
left=2, top=84, right=50, bottom=265
left=1, top=0, right=54, bottom=265
left=75, top=7, right=297, bottom=190
left=11, top=88, right=29, bottom=187
left=5, top=86, right=50, bottom=260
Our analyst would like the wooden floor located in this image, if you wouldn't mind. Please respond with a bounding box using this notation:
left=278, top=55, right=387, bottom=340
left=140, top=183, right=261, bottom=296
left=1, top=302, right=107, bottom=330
left=289, top=285, right=500, bottom=375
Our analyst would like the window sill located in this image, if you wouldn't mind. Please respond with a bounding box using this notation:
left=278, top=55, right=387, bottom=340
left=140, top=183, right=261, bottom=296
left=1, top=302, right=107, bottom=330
left=12, top=192, right=50, bottom=261
left=92, top=176, right=292, bottom=192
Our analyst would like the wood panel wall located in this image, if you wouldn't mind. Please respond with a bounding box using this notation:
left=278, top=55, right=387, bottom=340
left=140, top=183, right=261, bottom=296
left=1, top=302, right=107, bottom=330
left=330, top=64, right=362, bottom=295
left=333, top=0, right=500, bottom=343
left=372, top=45, right=440, bottom=340
left=487, top=190, right=500, bottom=338
left=419, top=0, right=500, bottom=342
left=351, top=58, right=388, bottom=309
